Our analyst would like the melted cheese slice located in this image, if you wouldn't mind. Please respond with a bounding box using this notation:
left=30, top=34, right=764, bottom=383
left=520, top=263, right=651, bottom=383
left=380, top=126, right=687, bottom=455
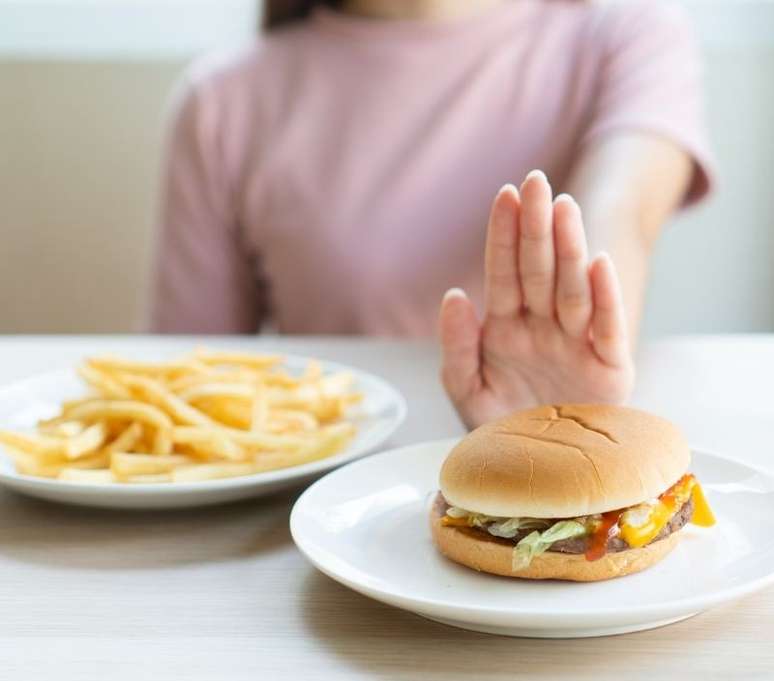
left=441, top=515, right=470, bottom=527
left=620, top=474, right=715, bottom=548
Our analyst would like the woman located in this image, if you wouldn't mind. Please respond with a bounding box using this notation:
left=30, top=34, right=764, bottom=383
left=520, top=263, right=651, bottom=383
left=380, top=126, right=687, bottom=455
left=152, top=0, right=714, bottom=428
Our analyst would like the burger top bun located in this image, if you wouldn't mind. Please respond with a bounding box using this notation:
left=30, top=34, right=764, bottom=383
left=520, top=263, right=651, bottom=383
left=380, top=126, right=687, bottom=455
left=440, top=404, right=690, bottom=519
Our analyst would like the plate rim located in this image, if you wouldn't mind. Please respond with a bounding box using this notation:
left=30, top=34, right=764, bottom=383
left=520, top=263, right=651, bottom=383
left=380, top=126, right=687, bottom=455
left=0, top=356, right=408, bottom=495
left=290, top=438, right=774, bottom=623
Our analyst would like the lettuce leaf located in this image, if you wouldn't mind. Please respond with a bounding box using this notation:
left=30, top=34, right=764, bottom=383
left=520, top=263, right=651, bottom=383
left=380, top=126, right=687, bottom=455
left=446, top=506, right=501, bottom=528
left=512, top=520, right=587, bottom=570
left=487, top=517, right=551, bottom=538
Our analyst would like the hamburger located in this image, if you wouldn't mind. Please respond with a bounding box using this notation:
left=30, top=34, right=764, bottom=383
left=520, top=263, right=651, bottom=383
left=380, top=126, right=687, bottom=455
left=430, top=404, right=715, bottom=582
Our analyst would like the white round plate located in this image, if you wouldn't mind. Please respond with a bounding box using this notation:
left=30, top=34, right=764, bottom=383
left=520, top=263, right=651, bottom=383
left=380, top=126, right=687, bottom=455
left=0, top=357, right=406, bottom=509
left=291, top=438, right=774, bottom=638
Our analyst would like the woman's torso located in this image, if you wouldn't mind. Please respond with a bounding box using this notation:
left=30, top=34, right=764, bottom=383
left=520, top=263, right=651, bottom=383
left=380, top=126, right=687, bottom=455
left=174, top=1, right=687, bottom=335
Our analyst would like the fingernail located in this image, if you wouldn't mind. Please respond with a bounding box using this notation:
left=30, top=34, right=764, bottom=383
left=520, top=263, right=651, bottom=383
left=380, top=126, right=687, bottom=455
left=443, top=287, right=467, bottom=301
left=499, top=183, right=518, bottom=196
left=554, top=193, right=575, bottom=204
left=525, top=169, right=548, bottom=183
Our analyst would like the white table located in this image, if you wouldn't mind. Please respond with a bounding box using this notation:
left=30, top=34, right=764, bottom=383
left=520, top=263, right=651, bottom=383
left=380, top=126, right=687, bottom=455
left=0, top=335, right=771, bottom=680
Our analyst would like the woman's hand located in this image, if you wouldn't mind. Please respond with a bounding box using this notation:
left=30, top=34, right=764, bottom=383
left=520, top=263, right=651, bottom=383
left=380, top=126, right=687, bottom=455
left=439, top=170, right=635, bottom=430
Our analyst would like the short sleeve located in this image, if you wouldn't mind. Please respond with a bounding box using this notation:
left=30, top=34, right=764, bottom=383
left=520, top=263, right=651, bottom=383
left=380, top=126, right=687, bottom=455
left=580, top=2, right=716, bottom=206
left=149, top=68, right=265, bottom=334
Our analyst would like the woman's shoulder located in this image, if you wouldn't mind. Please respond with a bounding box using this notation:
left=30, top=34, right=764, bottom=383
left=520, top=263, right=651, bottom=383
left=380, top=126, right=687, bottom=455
left=581, top=0, right=695, bottom=47
left=177, top=20, right=316, bottom=107
left=520, top=0, right=695, bottom=63
left=600, top=0, right=691, bottom=24
left=163, top=23, right=320, bottom=147
left=188, top=42, right=287, bottom=92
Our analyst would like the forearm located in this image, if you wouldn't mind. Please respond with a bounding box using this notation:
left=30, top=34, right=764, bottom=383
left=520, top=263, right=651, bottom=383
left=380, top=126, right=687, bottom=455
left=565, top=131, right=694, bottom=345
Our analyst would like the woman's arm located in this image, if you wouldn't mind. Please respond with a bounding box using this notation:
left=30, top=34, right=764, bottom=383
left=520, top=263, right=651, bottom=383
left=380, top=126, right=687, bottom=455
left=565, top=131, right=693, bottom=341
left=150, top=80, right=263, bottom=334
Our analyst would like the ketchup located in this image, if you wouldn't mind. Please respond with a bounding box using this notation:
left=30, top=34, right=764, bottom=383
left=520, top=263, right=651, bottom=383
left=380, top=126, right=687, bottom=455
left=585, top=510, right=623, bottom=561
left=662, top=473, right=692, bottom=507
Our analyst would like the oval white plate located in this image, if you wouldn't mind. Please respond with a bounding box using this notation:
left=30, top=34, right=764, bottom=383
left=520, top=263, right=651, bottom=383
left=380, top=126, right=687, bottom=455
left=291, top=438, right=774, bottom=638
left=0, top=357, right=406, bottom=509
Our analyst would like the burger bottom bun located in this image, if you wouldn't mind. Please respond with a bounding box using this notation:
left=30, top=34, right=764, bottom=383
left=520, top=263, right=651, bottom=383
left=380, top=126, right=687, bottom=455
left=430, top=501, right=680, bottom=582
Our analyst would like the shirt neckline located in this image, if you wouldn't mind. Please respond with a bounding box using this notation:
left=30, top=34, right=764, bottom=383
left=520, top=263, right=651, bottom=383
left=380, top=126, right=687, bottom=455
left=311, top=2, right=532, bottom=45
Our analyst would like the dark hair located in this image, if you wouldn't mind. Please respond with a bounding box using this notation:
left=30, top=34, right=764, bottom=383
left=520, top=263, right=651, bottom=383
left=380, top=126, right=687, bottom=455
left=265, top=0, right=333, bottom=29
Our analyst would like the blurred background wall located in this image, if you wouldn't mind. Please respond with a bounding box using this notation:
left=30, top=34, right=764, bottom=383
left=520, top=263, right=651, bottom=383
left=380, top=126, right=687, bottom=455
left=0, top=0, right=772, bottom=335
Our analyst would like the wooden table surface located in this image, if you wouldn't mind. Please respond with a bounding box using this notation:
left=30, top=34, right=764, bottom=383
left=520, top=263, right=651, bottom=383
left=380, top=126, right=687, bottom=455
left=0, top=335, right=771, bottom=680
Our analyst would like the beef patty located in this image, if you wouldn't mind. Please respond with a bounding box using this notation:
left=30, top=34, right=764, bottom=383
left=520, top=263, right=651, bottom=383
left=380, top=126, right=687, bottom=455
left=435, top=493, right=694, bottom=554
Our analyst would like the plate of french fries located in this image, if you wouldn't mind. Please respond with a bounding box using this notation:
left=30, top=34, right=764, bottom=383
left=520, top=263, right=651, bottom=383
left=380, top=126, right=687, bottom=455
left=0, top=349, right=406, bottom=509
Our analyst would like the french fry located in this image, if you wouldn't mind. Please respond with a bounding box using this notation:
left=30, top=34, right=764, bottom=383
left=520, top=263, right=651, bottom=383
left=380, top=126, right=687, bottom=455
left=77, top=364, right=132, bottom=399
left=307, top=422, right=357, bottom=459
left=66, top=450, right=110, bottom=470
left=190, top=397, right=251, bottom=429
left=248, top=425, right=354, bottom=473
left=265, top=391, right=354, bottom=423
left=0, top=430, right=65, bottom=457
left=180, top=443, right=220, bottom=462
left=114, top=374, right=216, bottom=427
left=167, top=371, right=251, bottom=393
left=302, top=360, right=323, bottom=382
left=8, top=447, right=64, bottom=478
left=87, top=355, right=210, bottom=377
left=103, top=422, right=143, bottom=455
left=193, top=349, right=282, bottom=370
left=261, top=372, right=304, bottom=389
left=38, top=420, right=84, bottom=438
left=111, top=452, right=191, bottom=480
left=177, top=383, right=256, bottom=402
left=179, top=358, right=217, bottom=376
left=208, top=432, right=244, bottom=461
left=11, top=447, right=109, bottom=478
left=251, top=384, right=268, bottom=432
left=218, top=427, right=309, bottom=452
left=170, top=427, right=245, bottom=461
left=61, top=397, right=102, bottom=414
left=58, top=468, right=114, bottom=484
left=64, top=400, right=173, bottom=431
left=152, top=427, right=173, bottom=456
left=265, top=409, right=318, bottom=432
left=65, top=422, right=107, bottom=460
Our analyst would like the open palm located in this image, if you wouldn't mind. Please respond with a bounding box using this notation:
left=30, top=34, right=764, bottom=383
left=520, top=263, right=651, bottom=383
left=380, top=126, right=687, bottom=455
left=440, top=171, right=635, bottom=429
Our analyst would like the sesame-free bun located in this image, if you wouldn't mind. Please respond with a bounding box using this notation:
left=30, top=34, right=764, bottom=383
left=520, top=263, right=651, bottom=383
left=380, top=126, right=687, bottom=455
left=429, top=498, right=680, bottom=582
left=440, top=404, right=690, bottom=519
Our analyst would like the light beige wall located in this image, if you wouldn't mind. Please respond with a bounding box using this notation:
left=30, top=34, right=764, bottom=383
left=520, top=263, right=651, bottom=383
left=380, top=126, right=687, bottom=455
left=0, top=61, right=185, bottom=332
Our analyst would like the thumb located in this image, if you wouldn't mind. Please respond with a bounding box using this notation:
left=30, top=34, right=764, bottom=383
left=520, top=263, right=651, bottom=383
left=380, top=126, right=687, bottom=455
left=439, top=288, right=482, bottom=404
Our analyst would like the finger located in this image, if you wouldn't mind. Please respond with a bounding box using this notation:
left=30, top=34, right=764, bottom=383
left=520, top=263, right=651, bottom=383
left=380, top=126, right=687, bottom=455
left=439, top=288, right=482, bottom=403
left=554, top=194, right=592, bottom=337
left=518, top=170, right=555, bottom=317
left=589, top=253, right=629, bottom=367
left=484, top=184, right=521, bottom=319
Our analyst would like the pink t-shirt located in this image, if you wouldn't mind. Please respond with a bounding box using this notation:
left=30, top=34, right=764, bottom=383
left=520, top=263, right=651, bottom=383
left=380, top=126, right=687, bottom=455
left=151, top=0, right=713, bottom=336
